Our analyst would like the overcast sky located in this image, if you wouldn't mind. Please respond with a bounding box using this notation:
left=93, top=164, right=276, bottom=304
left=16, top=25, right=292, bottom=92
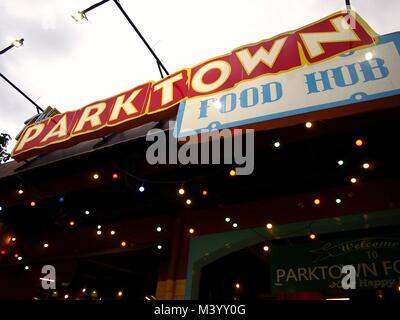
left=1, top=0, right=400, bottom=152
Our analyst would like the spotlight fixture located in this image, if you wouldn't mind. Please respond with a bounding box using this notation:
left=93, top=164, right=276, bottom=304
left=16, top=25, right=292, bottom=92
left=71, top=11, right=87, bottom=22
left=12, top=38, right=24, bottom=48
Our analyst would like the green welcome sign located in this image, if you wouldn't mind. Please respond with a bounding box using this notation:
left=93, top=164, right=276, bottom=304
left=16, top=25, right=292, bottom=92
left=270, top=236, right=400, bottom=293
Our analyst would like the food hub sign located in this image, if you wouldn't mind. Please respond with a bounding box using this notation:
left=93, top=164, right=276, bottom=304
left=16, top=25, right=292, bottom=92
left=12, top=11, right=384, bottom=161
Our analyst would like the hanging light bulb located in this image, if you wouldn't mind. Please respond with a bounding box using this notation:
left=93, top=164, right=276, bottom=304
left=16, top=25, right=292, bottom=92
left=189, top=228, right=195, bottom=234
left=314, top=199, right=321, bottom=205
left=266, top=223, right=273, bottom=230
left=186, top=199, right=192, bottom=205
left=139, top=185, right=145, bottom=192
left=305, top=122, right=313, bottom=128
left=178, top=187, right=185, bottom=195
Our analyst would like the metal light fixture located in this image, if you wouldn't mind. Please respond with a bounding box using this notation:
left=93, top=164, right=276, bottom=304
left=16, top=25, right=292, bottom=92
left=71, top=11, right=87, bottom=22
left=12, top=38, right=24, bottom=48
left=71, top=0, right=169, bottom=78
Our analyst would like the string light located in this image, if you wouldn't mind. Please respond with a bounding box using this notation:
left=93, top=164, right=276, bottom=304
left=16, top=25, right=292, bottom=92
left=112, top=173, right=119, bottom=179
left=82, top=288, right=86, bottom=293
left=121, top=241, right=126, bottom=247
left=363, top=163, right=370, bottom=169
left=85, top=210, right=90, bottom=215
left=314, top=199, right=321, bottom=205
left=189, top=228, right=195, bottom=234
left=235, top=283, right=241, bottom=289
left=336, top=198, right=342, bottom=204
left=139, top=185, right=145, bottom=192
left=229, top=169, right=236, bottom=177
left=178, top=187, right=185, bottom=195
left=309, top=232, right=317, bottom=240
left=1, top=250, right=6, bottom=255
left=64, top=294, right=69, bottom=299
left=186, top=199, right=192, bottom=205
left=12, top=237, right=16, bottom=242
left=350, top=177, right=357, bottom=184
left=43, top=243, right=49, bottom=248
left=18, top=256, right=23, bottom=261
left=225, top=217, right=231, bottom=223
left=338, top=160, right=344, bottom=166
left=110, top=230, right=116, bottom=235
left=69, top=220, right=75, bottom=226
left=0, top=206, right=2, bottom=211
left=97, top=230, right=102, bottom=235
left=305, top=122, right=313, bottom=128
left=30, top=201, right=36, bottom=207
left=157, top=244, right=162, bottom=250
left=355, top=139, right=364, bottom=147
left=232, top=223, right=238, bottom=228
left=263, top=245, right=270, bottom=252
left=202, top=190, right=208, bottom=196
left=18, top=189, right=24, bottom=195
left=156, top=226, right=162, bottom=232
left=117, top=291, right=123, bottom=297
left=25, top=266, right=30, bottom=270
left=266, top=223, right=273, bottom=230
left=59, top=197, right=65, bottom=203
left=97, top=225, right=102, bottom=229
left=93, top=173, right=100, bottom=180
left=274, top=141, right=280, bottom=148
left=14, top=253, right=18, bottom=258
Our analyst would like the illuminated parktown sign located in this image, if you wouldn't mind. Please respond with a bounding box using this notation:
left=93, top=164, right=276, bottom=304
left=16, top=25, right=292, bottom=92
left=12, top=11, right=388, bottom=161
